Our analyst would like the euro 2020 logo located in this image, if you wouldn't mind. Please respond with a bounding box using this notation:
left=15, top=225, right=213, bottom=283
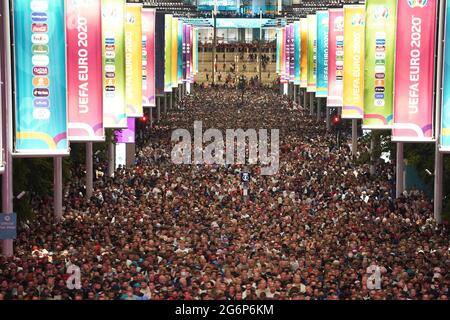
left=127, top=13, right=136, bottom=24
left=334, top=16, right=344, bottom=32
left=351, top=14, right=365, bottom=27
left=373, top=6, right=389, bottom=21
left=408, top=0, right=428, bottom=8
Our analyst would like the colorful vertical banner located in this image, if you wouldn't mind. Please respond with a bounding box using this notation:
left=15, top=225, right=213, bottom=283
left=316, top=11, right=329, bottom=98
left=0, top=0, right=3, bottom=170
left=276, top=28, right=281, bottom=75
left=67, top=0, right=104, bottom=141
left=102, top=0, right=126, bottom=128
left=393, top=0, right=437, bottom=140
left=183, top=24, right=187, bottom=81
left=115, top=117, right=135, bottom=144
left=307, top=14, right=317, bottom=92
left=441, top=0, right=450, bottom=150
left=195, top=28, right=199, bottom=75
left=142, top=8, right=156, bottom=107
left=178, top=20, right=183, bottom=84
left=171, top=17, right=179, bottom=88
left=189, top=25, right=194, bottom=83
left=294, top=21, right=301, bottom=85
left=164, top=14, right=172, bottom=92
left=342, top=5, right=365, bottom=119
left=155, top=12, right=165, bottom=94
left=327, top=9, right=344, bottom=107
left=125, top=4, right=143, bottom=118
left=280, top=27, right=287, bottom=83
left=285, top=25, right=291, bottom=83
left=13, top=0, right=68, bottom=154
left=300, top=18, right=308, bottom=88
left=284, top=26, right=290, bottom=83
left=289, top=24, right=295, bottom=83
left=364, top=0, right=397, bottom=130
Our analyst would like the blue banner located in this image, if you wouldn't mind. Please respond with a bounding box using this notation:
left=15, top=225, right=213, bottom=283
left=294, top=21, right=301, bottom=85
left=13, top=0, right=68, bottom=154
left=441, top=1, right=450, bottom=151
left=0, top=213, right=17, bottom=240
left=316, top=11, right=329, bottom=98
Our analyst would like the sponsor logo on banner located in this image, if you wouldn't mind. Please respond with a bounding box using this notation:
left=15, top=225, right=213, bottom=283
left=105, top=65, right=115, bottom=73
left=105, top=51, right=116, bottom=59
left=32, top=77, right=49, bottom=87
left=31, top=12, right=48, bottom=23
left=32, top=33, right=49, bottom=44
left=30, top=0, right=48, bottom=12
left=375, top=65, right=386, bottom=73
left=375, top=86, right=385, bottom=92
left=105, top=86, right=115, bottom=92
left=105, top=72, right=115, bottom=78
left=375, top=99, right=385, bottom=107
left=32, top=44, right=49, bottom=54
left=375, top=52, right=386, bottom=59
left=32, top=55, right=49, bottom=66
left=375, top=93, right=385, bottom=99
left=33, top=108, right=51, bottom=120
left=33, top=66, right=48, bottom=75
left=33, top=98, right=50, bottom=108
left=32, top=23, right=48, bottom=33
left=33, top=88, right=49, bottom=97
left=375, top=73, right=385, bottom=79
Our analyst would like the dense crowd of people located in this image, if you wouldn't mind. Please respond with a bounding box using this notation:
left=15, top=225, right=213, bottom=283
left=199, top=42, right=276, bottom=54
left=0, top=87, right=448, bottom=300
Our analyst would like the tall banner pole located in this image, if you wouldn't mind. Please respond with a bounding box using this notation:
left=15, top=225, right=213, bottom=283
left=86, top=142, right=93, bottom=199
left=326, top=108, right=331, bottom=132
left=1, top=0, right=14, bottom=257
left=434, top=0, right=446, bottom=224
left=108, top=139, right=115, bottom=178
left=370, top=134, right=376, bottom=176
left=396, top=142, right=405, bottom=198
left=157, top=96, right=161, bottom=121
left=352, top=119, right=357, bottom=156
left=317, top=98, right=321, bottom=121
left=53, top=156, right=63, bottom=222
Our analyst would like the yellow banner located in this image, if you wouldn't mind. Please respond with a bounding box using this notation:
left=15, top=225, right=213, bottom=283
left=300, top=18, right=308, bottom=88
left=171, top=17, right=179, bottom=88
left=342, top=5, right=365, bottom=119
left=125, top=4, right=143, bottom=117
